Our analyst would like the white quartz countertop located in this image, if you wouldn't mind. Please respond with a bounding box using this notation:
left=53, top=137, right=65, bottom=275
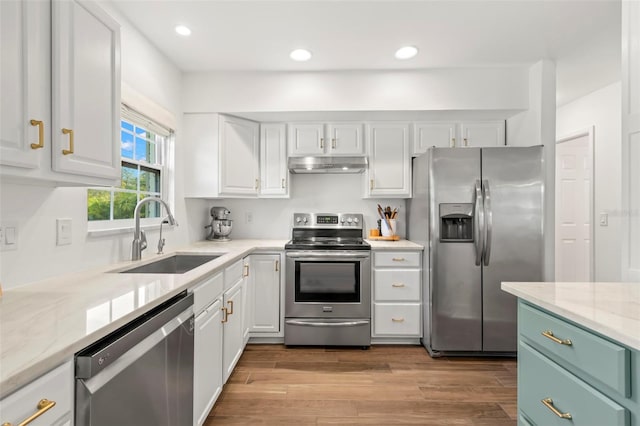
left=0, top=238, right=422, bottom=398
left=502, top=281, right=640, bottom=351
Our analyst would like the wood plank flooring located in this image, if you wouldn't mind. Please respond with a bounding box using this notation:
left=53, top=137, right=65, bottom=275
left=204, top=345, right=517, bottom=425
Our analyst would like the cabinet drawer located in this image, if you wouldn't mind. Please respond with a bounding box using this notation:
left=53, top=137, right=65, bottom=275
left=374, top=269, right=420, bottom=301
left=224, top=259, right=244, bottom=289
left=192, top=271, right=224, bottom=315
left=519, top=342, right=628, bottom=426
left=519, top=303, right=630, bottom=396
left=1, top=362, right=72, bottom=426
left=373, top=303, right=421, bottom=336
left=374, top=251, right=420, bottom=268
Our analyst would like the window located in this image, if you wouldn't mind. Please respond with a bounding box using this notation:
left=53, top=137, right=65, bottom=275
left=88, top=105, right=172, bottom=227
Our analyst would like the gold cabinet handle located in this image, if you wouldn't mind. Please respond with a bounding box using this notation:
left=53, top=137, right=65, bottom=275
left=392, top=257, right=405, bottom=262
left=275, top=260, right=279, bottom=272
left=392, top=283, right=405, bottom=288
left=392, top=317, right=405, bottom=322
left=332, top=138, right=336, bottom=149
left=320, top=137, right=324, bottom=149
left=2, top=398, right=56, bottom=426
left=243, top=264, right=249, bottom=277
left=281, top=178, right=285, bottom=189
left=221, top=307, right=228, bottom=323
left=62, top=128, right=74, bottom=155
left=30, top=119, right=44, bottom=149
left=541, top=330, right=572, bottom=346
left=370, top=179, right=374, bottom=190
left=226, top=300, right=234, bottom=316
left=463, top=137, right=468, bottom=147
left=255, top=178, right=259, bottom=190
left=541, top=398, right=572, bottom=419
left=450, top=137, right=455, bottom=148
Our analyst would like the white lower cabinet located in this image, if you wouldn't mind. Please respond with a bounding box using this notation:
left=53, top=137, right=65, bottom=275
left=194, top=299, right=223, bottom=426
left=0, top=361, right=73, bottom=426
left=242, top=256, right=251, bottom=345
left=248, top=254, right=282, bottom=334
left=192, top=271, right=224, bottom=426
left=372, top=250, right=422, bottom=339
left=222, top=277, right=244, bottom=383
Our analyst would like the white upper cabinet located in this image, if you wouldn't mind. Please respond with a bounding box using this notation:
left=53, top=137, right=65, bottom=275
left=288, top=123, right=325, bottom=156
left=0, top=0, right=121, bottom=186
left=288, top=122, right=364, bottom=156
left=365, top=122, right=411, bottom=198
left=0, top=0, right=49, bottom=170
left=412, top=120, right=506, bottom=155
left=219, top=115, right=259, bottom=196
left=184, top=113, right=260, bottom=198
left=259, top=123, right=289, bottom=198
left=326, top=123, right=364, bottom=155
left=52, top=0, right=120, bottom=181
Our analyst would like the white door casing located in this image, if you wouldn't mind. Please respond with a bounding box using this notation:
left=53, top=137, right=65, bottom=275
left=555, top=128, right=594, bottom=282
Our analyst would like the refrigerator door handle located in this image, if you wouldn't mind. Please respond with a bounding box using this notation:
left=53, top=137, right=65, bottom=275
left=474, top=179, right=484, bottom=266
left=482, top=179, right=493, bottom=266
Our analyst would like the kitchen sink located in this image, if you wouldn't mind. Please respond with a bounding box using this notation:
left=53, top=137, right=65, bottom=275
left=117, top=254, right=222, bottom=274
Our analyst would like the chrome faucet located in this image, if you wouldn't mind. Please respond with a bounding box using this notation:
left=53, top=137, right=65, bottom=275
left=132, top=197, right=177, bottom=261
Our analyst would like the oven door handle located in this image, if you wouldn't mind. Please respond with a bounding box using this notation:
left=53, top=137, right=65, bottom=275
left=286, top=319, right=370, bottom=327
left=285, top=251, right=371, bottom=259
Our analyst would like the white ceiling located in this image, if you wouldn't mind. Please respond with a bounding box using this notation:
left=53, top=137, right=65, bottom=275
left=111, top=0, right=621, bottom=106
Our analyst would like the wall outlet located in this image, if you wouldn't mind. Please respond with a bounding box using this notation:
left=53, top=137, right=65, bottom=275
left=0, top=222, right=18, bottom=251
left=599, top=213, right=609, bottom=227
left=56, top=218, right=72, bottom=246
left=245, top=211, right=253, bottom=224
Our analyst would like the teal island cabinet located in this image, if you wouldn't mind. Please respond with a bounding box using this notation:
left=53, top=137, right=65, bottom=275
left=501, top=281, right=640, bottom=426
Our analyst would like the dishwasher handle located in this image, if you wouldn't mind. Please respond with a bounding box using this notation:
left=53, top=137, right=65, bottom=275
left=75, top=291, right=193, bottom=380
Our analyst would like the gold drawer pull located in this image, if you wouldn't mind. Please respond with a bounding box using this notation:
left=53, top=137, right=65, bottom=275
left=275, top=260, right=279, bottom=272
left=30, top=119, right=44, bottom=149
left=392, top=257, right=405, bottom=262
left=542, top=330, right=572, bottom=346
left=332, top=138, right=336, bottom=149
left=226, top=300, right=234, bottom=316
left=221, top=307, right=228, bottom=323
left=61, top=128, right=74, bottom=155
left=541, top=398, right=572, bottom=419
left=281, top=178, right=286, bottom=189
left=450, top=137, right=455, bottom=148
left=243, top=264, right=249, bottom=277
left=392, top=317, right=405, bottom=322
left=370, top=179, right=374, bottom=190
left=2, top=398, right=56, bottom=426
left=391, top=283, right=405, bottom=288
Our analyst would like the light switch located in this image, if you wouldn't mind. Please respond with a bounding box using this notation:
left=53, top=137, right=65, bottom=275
left=0, top=222, right=18, bottom=251
left=4, top=227, right=15, bottom=245
left=57, top=218, right=72, bottom=246
left=599, top=213, right=609, bottom=227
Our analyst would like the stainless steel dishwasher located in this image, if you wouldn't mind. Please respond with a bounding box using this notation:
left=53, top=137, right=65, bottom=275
left=75, top=291, right=194, bottom=426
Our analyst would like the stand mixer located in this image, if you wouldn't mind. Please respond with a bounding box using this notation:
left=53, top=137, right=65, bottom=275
left=205, top=207, right=233, bottom=241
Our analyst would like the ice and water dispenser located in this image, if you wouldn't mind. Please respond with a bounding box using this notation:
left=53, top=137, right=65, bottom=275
left=439, top=203, right=473, bottom=242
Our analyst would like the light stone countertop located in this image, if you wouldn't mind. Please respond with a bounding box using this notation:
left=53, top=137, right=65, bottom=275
left=502, top=281, right=640, bottom=351
left=0, top=238, right=421, bottom=398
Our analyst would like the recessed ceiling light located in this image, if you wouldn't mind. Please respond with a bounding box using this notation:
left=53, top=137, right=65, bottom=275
left=395, top=46, right=418, bottom=60
left=290, top=49, right=312, bottom=62
left=175, top=25, right=191, bottom=36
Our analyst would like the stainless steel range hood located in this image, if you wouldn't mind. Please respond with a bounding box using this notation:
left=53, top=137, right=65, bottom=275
left=288, top=156, right=368, bottom=174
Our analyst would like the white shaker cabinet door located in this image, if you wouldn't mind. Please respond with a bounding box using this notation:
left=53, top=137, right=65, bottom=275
left=327, top=123, right=364, bottom=155
left=288, top=123, right=325, bottom=155
left=249, top=254, right=282, bottom=334
left=0, top=0, right=49, bottom=170
left=194, top=299, right=223, bottom=426
left=222, top=279, right=244, bottom=383
left=260, top=123, right=289, bottom=197
left=412, top=122, right=457, bottom=155
left=459, top=121, right=505, bottom=147
left=52, top=0, right=121, bottom=181
left=219, top=115, right=259, bottom=196
left=365, top=122, right=411, bottom=198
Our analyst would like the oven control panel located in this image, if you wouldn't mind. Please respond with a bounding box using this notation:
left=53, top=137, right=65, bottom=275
left=293, top=213, right=364, bottom=229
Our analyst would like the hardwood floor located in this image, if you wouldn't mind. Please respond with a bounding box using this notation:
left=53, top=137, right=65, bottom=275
left=204, top=345, right=517, bottom=425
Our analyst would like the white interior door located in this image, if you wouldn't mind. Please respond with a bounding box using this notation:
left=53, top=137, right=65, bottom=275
left=555, top=129, right=594, bottom=281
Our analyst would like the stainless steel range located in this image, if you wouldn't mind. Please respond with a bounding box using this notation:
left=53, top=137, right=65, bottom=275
left=285, top=213, right=371, bottom=348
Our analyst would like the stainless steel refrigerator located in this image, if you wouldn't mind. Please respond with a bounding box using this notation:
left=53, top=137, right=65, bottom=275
left=407, top=146, right=544, bottom=355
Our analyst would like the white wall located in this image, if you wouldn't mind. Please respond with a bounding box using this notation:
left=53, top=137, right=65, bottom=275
left=0, top=3, right=207, bottom=288
left=183, top=68, right=529, bottom=113
left=209, top=174, right=405, bottom=241
left=556, top=82, right=622, bottom=281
